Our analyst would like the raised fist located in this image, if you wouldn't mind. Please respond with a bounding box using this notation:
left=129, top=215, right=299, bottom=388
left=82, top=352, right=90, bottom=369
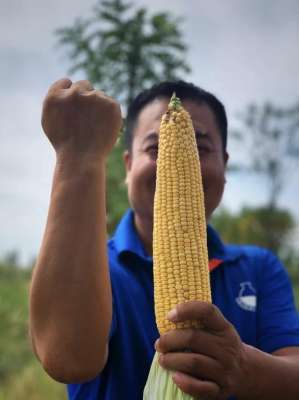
left=41, top=79, right=122, bottom=160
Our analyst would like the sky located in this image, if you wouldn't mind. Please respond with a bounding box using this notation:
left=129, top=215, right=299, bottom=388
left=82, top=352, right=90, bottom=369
left=1, top=0, right=299, bottom=264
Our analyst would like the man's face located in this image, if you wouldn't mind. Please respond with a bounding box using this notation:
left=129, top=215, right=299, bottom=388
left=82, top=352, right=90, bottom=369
left=124, top=97, right=228, bottom=226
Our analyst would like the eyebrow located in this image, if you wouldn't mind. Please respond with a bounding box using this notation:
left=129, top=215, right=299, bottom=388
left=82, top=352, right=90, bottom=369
left=195, top=130, right=212, bottom=142
left=142, top=132, right=159, bottom=145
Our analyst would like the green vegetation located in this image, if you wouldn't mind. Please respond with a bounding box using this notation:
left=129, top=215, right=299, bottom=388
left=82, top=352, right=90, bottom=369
left=0, top=361, right=65, bottom=400
left=0, top=261, right=66, bottom=399
left=56, top=0, right=190, bottom=109
left=106, top=135, right=129, bottom=234
left=211, top=206, right=295, bottom=258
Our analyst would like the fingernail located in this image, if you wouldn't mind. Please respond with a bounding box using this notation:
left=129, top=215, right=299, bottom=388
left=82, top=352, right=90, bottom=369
left=167, top=308, right=178, bottom=321
left=172, top=372, right=182, bottom=382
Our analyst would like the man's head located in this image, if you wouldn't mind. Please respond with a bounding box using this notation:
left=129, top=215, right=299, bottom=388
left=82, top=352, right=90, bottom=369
left=123, top=81, right=229, bottom=238
left=124, top=80, right=228, bottom=156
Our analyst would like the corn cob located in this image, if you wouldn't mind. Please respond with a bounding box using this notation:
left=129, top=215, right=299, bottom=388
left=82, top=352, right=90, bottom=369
left=143, top=94, right=211, bottom=400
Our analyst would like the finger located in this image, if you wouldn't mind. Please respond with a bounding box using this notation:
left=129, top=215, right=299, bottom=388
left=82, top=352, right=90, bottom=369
left=168, top=301, right=229, bottom=332
left=72, top=79, right=94, bottom=93
left=156, top=328, right=221, bottom=358
left=48, top=78, right=72, bottom=93
left=159, top=351, right=225, bottom=386
left=172, top=371, right=220, bottom=399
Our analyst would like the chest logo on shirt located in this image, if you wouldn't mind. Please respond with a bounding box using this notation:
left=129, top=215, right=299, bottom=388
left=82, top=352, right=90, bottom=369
left=236, top=282, right=257, bottom=312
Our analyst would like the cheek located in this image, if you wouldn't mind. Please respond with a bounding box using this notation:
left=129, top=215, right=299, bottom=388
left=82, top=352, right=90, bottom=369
left=127, top=158, right=157, bottom=200
left=201, top=161, right=226, bottom=215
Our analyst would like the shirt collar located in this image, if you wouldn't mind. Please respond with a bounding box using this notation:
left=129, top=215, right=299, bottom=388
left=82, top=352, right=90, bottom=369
left=113, top=209, right=242, bottom=267
left=113, top=209, right=152, bottom=265
left=207, top=224, right=244, bottom=263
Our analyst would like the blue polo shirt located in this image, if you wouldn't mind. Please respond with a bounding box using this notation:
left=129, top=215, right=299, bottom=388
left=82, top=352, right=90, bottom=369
left=67, top=209, right=299, bottom=400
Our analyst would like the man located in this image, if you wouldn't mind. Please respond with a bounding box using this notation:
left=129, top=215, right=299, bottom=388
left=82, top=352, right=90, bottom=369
left=30, top=78, right=299, bottom=399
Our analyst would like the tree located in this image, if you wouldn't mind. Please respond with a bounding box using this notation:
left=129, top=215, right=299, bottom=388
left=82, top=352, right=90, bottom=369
left=105, top=136, right=128, bottom=233
left=212, top=206, right=295, bottom=259
left=233, top=101, right=299, bottom=209
left=56, top=0, right=191, bottom=231
left=56, top=0, right=190, bottom=109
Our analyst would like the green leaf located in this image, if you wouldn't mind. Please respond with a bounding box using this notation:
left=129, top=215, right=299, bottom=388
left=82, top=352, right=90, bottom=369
left=143, top=352, right=193, bottom=399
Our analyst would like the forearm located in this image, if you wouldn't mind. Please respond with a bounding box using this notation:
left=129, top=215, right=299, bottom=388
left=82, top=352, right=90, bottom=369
left=236, top=344, right=299, bottom=399
left=30, top=156, right=112, bottom=382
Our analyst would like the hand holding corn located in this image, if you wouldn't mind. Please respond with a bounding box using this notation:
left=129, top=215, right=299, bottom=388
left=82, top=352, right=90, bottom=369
left=155, top=301, right=246, bottom=399
left=143, top=95, right=246, bottom=399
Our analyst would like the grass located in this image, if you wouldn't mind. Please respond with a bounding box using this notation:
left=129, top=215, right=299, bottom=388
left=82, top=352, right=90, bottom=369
left=0, top=262, right=298, bottom=399
left=0, top=263, right=66, bottom=399
left=0, top=361, right=66, bottom=400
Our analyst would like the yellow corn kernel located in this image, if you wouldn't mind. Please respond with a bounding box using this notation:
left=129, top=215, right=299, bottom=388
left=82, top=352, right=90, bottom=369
left=153, top=93, right=211, bottom=334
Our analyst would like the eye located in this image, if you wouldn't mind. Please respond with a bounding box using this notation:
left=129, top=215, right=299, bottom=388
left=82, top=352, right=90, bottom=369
left=197, top=144, right=211, bottom=154
left=196, top=138, right=211, bottom=155
left=195, top=133, right=212, bottom=156
left=146, top=145, right=158, bottom=160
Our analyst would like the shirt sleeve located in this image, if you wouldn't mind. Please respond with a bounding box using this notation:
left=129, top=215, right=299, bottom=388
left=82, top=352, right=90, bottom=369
left=256, top=249, right=299, bottom=353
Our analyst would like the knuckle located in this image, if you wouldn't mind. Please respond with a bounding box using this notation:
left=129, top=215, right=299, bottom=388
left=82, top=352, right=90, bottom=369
left=158, top=334, right=168, bottom=351
left=180, top=380, right=193, bottom=396
left=68, top=86, right=81, bottom=99
left=185, top=328, right=198, bottom=348
left=74, top=79, right=93, bottom=89
left=202, top=302, right=216, bottom=321
left=77, top=79, right=90, bottom=85
left=175, top=303, right=184, bottom=319
left=189, top=354, right=200, bottom=371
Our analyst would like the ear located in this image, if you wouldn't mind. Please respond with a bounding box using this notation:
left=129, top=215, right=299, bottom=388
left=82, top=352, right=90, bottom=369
left=224, top=151, right=229, bottom=167
left=223, top=151, right=229, bottom=184
left=123, top=150, right=132, bottom=185
left=123, top=150, right=132, bottom=173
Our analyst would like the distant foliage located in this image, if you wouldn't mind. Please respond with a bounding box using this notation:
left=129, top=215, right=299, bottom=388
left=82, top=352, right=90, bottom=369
left=233, top=100, right=299, bottom=208
left=0, top=361, right=66, bottom=400
left=212, top=206, right=295, bottom=257
left=56, top=0, right=190, bottom=109
left=0, top=261, right=66, bottom=399
left=106, top=135, right=129, bottom=234
left=0, top=262, right=32, bottom=382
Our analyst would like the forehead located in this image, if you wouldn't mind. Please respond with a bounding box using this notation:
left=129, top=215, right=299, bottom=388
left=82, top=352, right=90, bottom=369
left=132, top=97, right=220, bottom=143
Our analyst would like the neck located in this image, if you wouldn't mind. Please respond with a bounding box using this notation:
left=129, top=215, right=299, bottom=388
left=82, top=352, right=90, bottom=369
left=134, top=213, right=153, bottom=256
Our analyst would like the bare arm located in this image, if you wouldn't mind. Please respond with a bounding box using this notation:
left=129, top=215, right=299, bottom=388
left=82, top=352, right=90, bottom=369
left=236, top=345, right=299, bottom=399
left=29, top=79, right=122, bottom=383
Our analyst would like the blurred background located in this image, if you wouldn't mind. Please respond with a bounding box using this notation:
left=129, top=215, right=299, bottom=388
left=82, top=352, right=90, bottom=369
left=1, top=0, right=299, bottom=398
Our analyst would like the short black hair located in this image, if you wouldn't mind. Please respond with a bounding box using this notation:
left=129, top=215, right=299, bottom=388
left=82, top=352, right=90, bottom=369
left=124, top=80, right=227, bottom=153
